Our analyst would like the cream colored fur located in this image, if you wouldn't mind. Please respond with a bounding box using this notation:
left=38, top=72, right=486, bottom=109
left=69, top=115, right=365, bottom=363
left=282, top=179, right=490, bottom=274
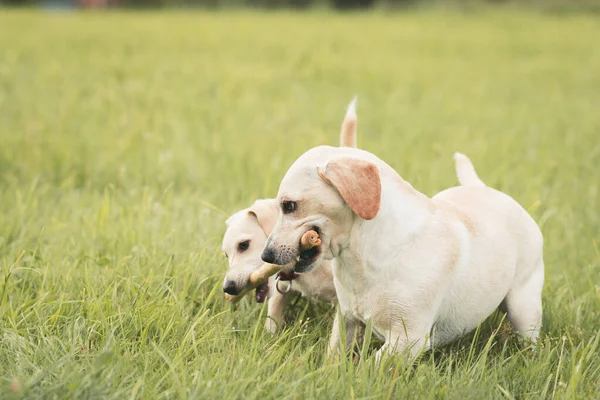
left=262, top=145, right=544, bottom=360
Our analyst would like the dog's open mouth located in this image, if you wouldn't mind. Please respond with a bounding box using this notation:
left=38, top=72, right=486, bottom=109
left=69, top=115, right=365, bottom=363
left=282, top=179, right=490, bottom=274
left=294, top=227, right=322, bottom=273
left=294, top=246, right=321, bottom=273
left=255, top=280, right=269, bottom=303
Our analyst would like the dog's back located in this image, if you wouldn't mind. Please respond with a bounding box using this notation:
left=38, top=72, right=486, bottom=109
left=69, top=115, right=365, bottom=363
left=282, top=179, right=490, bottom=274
left=434, top=185, right=543, bottom=275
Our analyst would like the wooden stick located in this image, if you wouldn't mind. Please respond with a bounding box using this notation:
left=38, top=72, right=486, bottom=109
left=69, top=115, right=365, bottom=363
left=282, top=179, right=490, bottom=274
left=225, top=263, right=281, bottom=303
left=300, top=230, right=322, bottom=251
left=224, top=230, right=321, bottom=303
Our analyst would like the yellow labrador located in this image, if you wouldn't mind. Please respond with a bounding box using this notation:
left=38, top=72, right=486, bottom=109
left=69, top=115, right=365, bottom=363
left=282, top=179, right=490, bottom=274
left=262, top=146, right=544, bottom=360
left=221, top=98, right=357, bottom=333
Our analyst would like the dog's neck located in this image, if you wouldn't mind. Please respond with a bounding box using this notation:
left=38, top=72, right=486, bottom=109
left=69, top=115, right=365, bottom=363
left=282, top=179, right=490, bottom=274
left=336, top=166, right=435, bottom=285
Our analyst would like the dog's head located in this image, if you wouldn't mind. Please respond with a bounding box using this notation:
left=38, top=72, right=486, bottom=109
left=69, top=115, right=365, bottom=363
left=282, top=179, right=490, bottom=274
left=261, top=146, right=382, bottom=273
left=221, top=199, right=279, bottom=302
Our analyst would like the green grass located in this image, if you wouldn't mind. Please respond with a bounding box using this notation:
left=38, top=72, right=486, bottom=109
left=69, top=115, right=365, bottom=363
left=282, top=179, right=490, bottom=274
left=1, top=8, right=600, bottom=399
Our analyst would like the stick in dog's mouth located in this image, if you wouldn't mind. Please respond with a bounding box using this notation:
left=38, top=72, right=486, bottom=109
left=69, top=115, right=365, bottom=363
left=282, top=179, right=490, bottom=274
left=225, top=230, right=322, bottom=304
left=225, top=263, right=281, bottom=303
left=294, top=229, right=322, bottom=273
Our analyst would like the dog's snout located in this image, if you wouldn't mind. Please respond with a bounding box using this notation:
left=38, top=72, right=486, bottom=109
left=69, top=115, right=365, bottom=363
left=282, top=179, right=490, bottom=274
left=223, top=280, right=240, bottom=296
left=261, top=247, right=276, bottom=264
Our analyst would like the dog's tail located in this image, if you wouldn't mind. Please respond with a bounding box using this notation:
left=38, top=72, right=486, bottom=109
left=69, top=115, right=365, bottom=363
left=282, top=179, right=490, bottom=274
left=454, top=152, right=486, bottom=187
left=340, top=96, right=357, bottom=148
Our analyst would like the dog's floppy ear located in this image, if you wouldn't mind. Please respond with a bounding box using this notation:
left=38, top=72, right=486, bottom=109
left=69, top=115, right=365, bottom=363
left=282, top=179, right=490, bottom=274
left=318, top=157, right=381, bottom=220
left=248, top=199, right=279, bottom=235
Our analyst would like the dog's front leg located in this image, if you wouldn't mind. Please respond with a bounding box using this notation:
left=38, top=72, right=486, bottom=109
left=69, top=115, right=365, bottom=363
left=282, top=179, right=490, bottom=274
left=375, top=328, right=431, bottom=364
left=265, top=286, right=293, bottom=334
left=327, top=309, right=363, bottom=358
left=327, top=311, right=342, bottom=357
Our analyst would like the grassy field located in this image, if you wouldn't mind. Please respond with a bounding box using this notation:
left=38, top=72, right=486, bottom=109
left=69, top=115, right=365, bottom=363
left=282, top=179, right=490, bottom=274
left=1, top=8, right=600, bottom=399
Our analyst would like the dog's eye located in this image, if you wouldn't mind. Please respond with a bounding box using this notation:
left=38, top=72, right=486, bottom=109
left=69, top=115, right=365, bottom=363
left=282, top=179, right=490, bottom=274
left=282, top=201, right=297, bottom=214
left=238, top=240, right=250, bottom=252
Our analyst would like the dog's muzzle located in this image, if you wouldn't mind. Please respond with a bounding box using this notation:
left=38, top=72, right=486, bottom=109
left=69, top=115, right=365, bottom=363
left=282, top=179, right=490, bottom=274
left=261, top=247, right=277, bottom=264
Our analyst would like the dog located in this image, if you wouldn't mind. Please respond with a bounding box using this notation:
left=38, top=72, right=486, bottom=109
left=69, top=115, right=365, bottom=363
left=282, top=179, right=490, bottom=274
left=221, top=98, right=358, bottom=333
left=261, top=145, right=544, bottom=361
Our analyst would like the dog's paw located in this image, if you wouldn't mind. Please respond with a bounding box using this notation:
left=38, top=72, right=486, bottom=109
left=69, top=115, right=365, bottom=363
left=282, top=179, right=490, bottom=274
left=265, top=317, right=281, bottom=334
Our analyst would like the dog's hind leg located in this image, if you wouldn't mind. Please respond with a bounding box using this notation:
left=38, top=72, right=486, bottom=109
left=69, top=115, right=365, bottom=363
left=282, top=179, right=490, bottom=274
left=503, top=260, right=544, bottom=343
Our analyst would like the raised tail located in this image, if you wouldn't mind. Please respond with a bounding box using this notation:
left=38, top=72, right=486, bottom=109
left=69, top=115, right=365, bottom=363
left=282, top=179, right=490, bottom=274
left=454, top=152, right=486, bottom=187
left=340, top=96, right=357, bottom=148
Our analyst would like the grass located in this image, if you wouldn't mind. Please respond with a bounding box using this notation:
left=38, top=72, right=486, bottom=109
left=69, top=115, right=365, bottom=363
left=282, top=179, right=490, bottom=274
left=1, top=7, right=599, bottom=399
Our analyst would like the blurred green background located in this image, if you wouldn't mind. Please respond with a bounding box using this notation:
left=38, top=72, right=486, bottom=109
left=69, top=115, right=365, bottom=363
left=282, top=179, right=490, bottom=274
left=3, top=0, right=600, bottom=12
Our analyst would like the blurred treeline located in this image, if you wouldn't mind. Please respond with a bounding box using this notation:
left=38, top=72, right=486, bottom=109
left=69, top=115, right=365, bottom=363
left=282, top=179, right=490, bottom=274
left=2, top=0, right=379, bottom=8
left=1, top=0, right=599, bottom=13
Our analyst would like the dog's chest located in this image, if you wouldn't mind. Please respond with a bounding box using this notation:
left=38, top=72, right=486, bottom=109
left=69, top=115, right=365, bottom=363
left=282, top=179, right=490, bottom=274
left=292, top=263, right=336, bottom=302
left=332, top=263, right=376, bottom=321
left=333, top=255, right=406, bottom=340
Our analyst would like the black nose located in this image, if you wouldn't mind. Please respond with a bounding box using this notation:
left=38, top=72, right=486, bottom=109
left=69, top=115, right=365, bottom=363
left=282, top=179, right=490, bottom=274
left=261, top=247, right=276, bottom=264
left=223, top=280, right=239, bottom=296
